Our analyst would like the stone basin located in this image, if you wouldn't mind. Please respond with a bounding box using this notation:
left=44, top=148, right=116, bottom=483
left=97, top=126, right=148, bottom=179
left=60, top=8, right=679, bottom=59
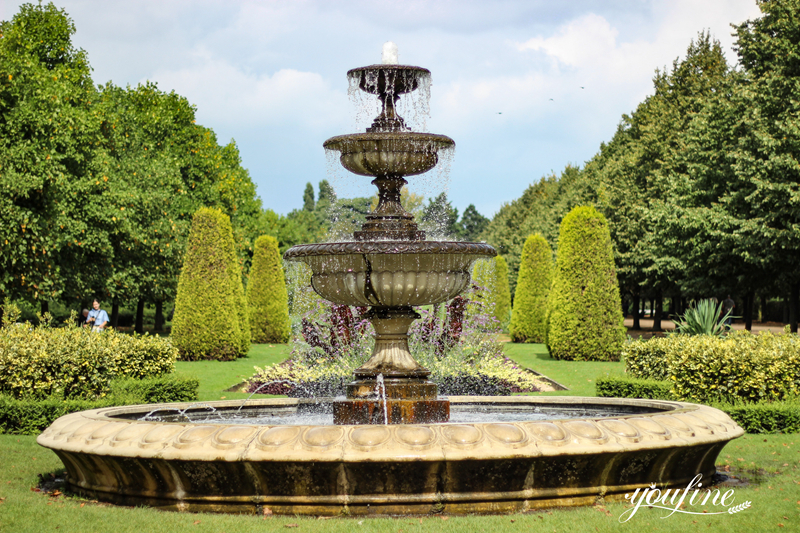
left=283, top=241, right=495, bottom=307
left=36, top=396, right=744, bottom=515
left=324, top=132, right=454, bottom=177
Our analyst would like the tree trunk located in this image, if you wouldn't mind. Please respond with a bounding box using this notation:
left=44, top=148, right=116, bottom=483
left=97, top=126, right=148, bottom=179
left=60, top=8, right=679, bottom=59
left=111, top=301, right=119, bottom=328
left=632, top=293, right=641, bottom=330
left=40, top=300, right=49, bottom=315
left=135, top=299, right=145, bottom=334
left=744, top=291, right=754, bottom=331
left=653, top=292, right=663, bottom=331
left=154, top=300, right=164, bottom=332
left=790, top=282, right=799, bottom=333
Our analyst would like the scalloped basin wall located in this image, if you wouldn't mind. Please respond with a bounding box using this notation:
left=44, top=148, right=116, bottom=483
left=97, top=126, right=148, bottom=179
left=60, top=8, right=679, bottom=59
left=36, top=396, right=743, bottom=515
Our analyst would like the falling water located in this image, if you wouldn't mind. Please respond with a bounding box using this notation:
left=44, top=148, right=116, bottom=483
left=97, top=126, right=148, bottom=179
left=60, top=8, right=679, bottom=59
left=376, top=373, right=388, bottom=425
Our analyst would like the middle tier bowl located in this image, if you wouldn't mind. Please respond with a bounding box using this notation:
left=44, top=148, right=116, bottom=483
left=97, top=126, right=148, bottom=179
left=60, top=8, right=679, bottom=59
left=284, top=241, right=496, bottom=307
left=324, top=132, right=455, bottom=177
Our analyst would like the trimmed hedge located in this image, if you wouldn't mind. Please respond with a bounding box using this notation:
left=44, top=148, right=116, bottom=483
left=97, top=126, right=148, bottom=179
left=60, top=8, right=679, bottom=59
left=547, top=206, right=626, bottom=361
left=623, top=331, right=800, bottom=404
left=595, top=375, right=673, bottom=400
left=0, top=374, right=199, bottom=435
left=509, top=234, right=552, bottom=343
left=246, top=235, right=290, bottom=343
left=172, top=208, right=250, bottom=360
left=471, top=256, right=511, bottom=328
left=595, top=375, right=800, bottom=434
left=0, top=323, right=176, bottom=400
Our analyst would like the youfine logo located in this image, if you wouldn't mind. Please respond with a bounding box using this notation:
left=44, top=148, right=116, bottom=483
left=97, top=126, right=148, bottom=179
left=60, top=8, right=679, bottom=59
left=618, top=474, right=752, bottom=522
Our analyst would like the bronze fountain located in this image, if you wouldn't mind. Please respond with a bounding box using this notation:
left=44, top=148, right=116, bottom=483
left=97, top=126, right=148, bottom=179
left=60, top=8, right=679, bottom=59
left=37, top=45, right=744, bottom=516
left=285, top=53, right=495, bottom=425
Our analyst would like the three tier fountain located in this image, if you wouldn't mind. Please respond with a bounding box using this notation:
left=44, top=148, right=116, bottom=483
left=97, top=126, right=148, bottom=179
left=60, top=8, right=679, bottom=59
left=37, top=45, right=744, bottom=516
left=284, top=43, right=495, bottom=425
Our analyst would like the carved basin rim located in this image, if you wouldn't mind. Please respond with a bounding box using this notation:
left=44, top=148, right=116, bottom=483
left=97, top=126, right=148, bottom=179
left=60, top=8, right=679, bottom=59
left=323, top=132, right=455, bottom=152
left=38, top=396, right=743, bottom=463
left=284, top=241, right=497, bottom=259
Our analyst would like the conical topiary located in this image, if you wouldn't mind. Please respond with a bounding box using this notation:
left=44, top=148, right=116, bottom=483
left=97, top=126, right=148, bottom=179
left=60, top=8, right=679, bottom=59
left=172, top=208, right=250, bottom=360
left=547, top=206, right=625, bottom=360
left=246, top=235, right=290, bottom=343
left=471, top=255, right=512, bottom=329
left=510, top=234, right=553, bottom=343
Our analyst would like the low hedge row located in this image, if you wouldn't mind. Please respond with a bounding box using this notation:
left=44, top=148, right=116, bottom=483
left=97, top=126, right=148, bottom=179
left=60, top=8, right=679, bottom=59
left=0, top=374, right=199, bottom=435
left=596, top=375, right=800, bottom=434
left=595, top=375, right=673, bottom=400
left=622, top=331, right=800, bottom=404
left=0, top=323, right=177, bottom=400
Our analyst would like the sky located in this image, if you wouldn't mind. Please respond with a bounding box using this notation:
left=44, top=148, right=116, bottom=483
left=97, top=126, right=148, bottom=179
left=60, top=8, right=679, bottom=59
left=0, top=0, right=762, bottom=218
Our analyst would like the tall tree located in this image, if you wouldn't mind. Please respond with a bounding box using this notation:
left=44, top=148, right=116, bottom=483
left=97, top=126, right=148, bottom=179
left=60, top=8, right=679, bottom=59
left=459, top=204, right=489, bottom=242
left=0, top=2, right=102, bottom=308
left=509, top=234, right=553, bottom=343
left=547, top=206, right=625, bottom=361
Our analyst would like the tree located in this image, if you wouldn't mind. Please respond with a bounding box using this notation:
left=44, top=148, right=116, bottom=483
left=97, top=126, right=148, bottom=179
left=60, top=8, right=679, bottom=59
left=470, top=255, right=511, bottom=329
left=302, top=182, right=315, bottom=212
left=547, top=206, right=625, bottom=361
left=459, top=204, right=489, bottom=241
left=172, top=208, right=249, bottom=360
left=421, top=192, right=460, bottom=239
left=483, top=165, right=593, bottom=297
left=0, top=2, right=103, bottom=308
left=246, top=235, right=290, bottom=343
left=509, top=234, right=553, bottom=343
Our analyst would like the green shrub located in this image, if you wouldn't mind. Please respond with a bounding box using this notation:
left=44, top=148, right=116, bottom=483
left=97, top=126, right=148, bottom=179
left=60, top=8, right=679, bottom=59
left=509, top=234, right=553, bottom=343
left=172, top=208, right=250, bottom=360
left=623, top=331, right=800, bottom=404
left=595, top=375, right=674, bottom=400
left=673, top=299, right=734, bottom=336
left=246, top=235, right=290, bottom=343
left=719, top=400, right=800, bottom=434
left=0, top=322, right=176, bottom=400
left=471, top=256, right=511, bottom=328
left=547, top=206, right=625, bottom=361
left=621, top=335, right=674, bottom=380
left=595, top=375, right=800, bottom=434
left=0, top=374, right=199, bottom=435
left=109, top=374, right=199, bottom=404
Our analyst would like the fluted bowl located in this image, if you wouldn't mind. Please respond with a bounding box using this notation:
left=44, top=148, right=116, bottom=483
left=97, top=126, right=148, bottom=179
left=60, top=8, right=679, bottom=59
left=324, top=132, right=454, bottom=177
left=283, top=241, right=496, bottom=307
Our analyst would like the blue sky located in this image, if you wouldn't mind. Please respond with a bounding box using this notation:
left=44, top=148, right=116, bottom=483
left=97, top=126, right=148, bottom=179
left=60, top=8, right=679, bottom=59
left=1, top=0, right=761, bottom=218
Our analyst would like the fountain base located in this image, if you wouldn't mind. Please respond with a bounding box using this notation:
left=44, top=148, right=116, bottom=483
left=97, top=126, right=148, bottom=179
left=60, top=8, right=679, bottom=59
left=334, top=376, right=449, bottom=425
left=332, top=397, right=449, bottom=425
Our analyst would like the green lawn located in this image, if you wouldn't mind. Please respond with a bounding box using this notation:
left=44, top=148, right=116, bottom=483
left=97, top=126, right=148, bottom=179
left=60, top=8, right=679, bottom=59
left=503, top=342, right=626, bottom=396
left=2, top=342, right=798, bottom=532
left=174, top=343, right=290, bottom=401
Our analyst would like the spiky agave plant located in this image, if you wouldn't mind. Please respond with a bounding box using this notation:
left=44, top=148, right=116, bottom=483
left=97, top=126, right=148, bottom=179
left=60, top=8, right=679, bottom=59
left=672, top=299, right=736, bottom=336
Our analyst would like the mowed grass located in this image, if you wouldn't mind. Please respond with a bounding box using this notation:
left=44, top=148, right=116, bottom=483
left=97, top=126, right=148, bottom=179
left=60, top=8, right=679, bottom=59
left=174, top=343, right=290, bottom=401
left=2, top=342, right=799, bottom=532
left=503, top=342, right=625, bottom=396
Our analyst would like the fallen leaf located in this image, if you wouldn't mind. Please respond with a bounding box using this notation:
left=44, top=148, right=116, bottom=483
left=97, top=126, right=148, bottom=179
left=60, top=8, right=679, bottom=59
left=263, top=507, right=273, bottom=516
left=511, top=519, right=516, bottom=522
left=193, top=520, right=201, bottom=525
left=80, top=503, right=85, bottom=508
left=440, top=516, right=449, bottom=520
left=51, top=490, right=62, bottom=497
left=220, top=396, right=226, bottom=399
left=285, top=524, right=299, bottom=529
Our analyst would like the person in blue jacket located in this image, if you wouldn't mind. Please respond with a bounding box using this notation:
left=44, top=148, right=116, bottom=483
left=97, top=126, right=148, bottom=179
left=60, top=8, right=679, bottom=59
left=86, top=299, right=109, bottom=332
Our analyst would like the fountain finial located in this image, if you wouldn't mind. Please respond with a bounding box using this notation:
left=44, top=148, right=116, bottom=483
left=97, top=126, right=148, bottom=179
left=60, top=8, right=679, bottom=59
left=382, top=41, right=399, bottom=64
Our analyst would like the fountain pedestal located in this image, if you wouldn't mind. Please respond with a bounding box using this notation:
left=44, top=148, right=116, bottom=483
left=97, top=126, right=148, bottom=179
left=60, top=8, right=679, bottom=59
left=332, top=307, right=450, bottom=424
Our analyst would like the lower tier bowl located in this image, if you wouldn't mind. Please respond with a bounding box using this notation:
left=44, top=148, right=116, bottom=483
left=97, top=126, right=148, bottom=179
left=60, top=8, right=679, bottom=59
left=36, top=396, right=743, bottom=515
